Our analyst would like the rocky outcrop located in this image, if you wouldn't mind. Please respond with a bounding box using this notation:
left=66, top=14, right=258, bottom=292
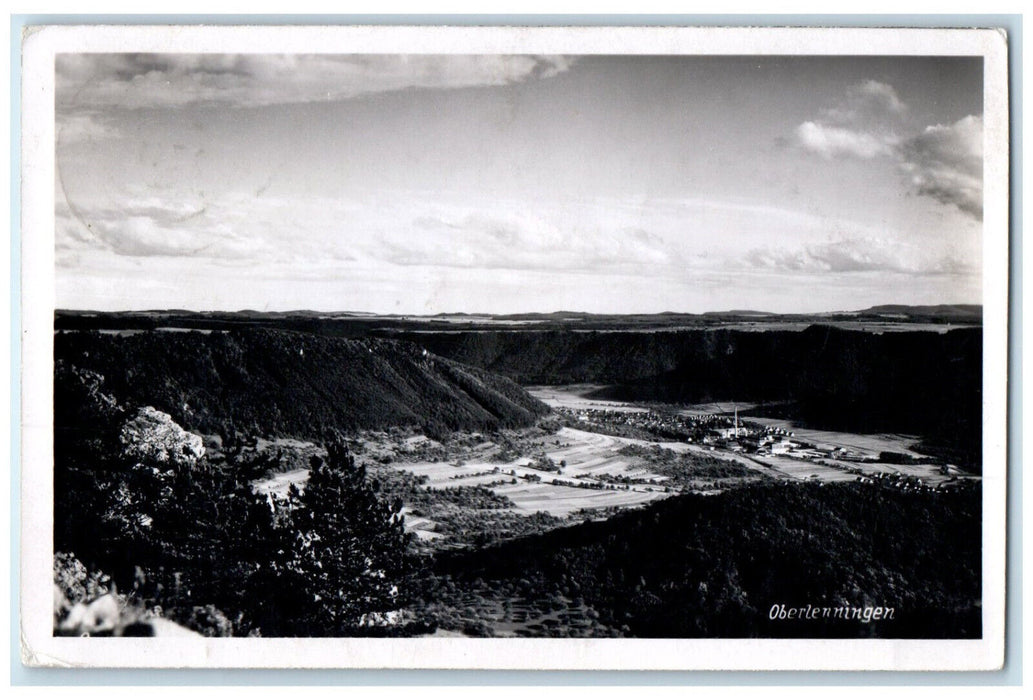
left=119, top=406, right=205, bottom=468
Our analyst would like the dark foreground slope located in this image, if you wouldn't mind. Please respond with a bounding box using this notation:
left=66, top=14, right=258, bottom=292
left=55, top=329, right=548, bottom=441
left=392, top=326, right=982, bottom=469
left=434, top=480, right=981, bottom=638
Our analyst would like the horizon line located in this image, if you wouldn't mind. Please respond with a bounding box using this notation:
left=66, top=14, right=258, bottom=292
left=53, top=302, right=984, bottom=318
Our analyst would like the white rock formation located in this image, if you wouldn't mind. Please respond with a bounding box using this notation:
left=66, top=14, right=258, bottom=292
left=119, top=406, right=205, bottom=468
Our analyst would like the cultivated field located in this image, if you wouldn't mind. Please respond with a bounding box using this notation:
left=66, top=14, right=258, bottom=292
left=541, top=427, right=673, bottom=478
left=741, top=416, right=923, bottom=457
left=388, top=427, right=674, bottom=517
left=490, top=480, right=665, bottom=517
left=526, top=385, right=650, bottom=413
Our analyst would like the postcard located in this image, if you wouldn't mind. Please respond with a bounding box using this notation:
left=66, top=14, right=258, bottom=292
left=19, top=24, right=1009, bottom=670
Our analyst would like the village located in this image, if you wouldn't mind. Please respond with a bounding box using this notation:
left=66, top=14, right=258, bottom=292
left=558, top=405, right=810, bottom=457
left=555, top=402, right=973, bottom=493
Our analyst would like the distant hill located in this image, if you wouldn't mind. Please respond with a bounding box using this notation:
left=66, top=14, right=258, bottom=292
left=55, top=304, right=983, bottom=333
left=55, top=329, right=549, bottom=442
left=701, top=309, right=777, bottom=317
left=854, top=304, right=982, bottom=323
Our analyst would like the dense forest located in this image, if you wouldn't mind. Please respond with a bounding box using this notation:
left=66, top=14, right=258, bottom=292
left=432, top=480, right=982, bottom=638
left=55, top=329, right=548, bottom=443
left=56, top=435, right=423, bottom=637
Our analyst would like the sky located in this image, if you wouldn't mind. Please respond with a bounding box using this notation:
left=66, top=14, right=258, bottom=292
left=54, top=54, right=984, bottom=314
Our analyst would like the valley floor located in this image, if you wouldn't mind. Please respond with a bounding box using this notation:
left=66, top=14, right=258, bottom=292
left=252, top=384, right=978, bottom=556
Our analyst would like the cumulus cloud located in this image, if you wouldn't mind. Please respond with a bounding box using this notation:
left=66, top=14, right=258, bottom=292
left=795, top=121, right=896, bottom=160
left=56, top=53, right=576, bottom=111
left=795, top=79, right=910, bottom=160
left=899, top=115, right=984, bottom=219
left=818, top=79, right=908, bottom=126
left=793, top=78, right=983, bottom=220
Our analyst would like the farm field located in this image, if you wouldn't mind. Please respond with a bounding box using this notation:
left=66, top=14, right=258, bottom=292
left=381, top=428, right=674, bottom=517
left=677, top=401, right=764, bottom=415
left=741, top=416, right=924, bottom=457
left=526, top=385, right=650, bottom=413
left=492, top=480, right=665, bottom=517
left=542, top=427, right=674, bottom=478
left=750, top=455, right=860, bottom=482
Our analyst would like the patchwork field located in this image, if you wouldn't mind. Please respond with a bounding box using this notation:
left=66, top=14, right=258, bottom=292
left=385, top=428, right=674, bottom=517
left=541, top=427, right=673, bottom=477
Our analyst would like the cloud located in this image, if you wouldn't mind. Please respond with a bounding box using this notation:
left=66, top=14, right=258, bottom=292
left=795, top=77, right=911, bottom=160
left=899, top=115, right=984, bottom=219
left=56, top=181, right=980, bottom=314
left=55, top=184, right=679, bottom=276
left=55, top=112, right=122, bottom=144
left=743, top=237, right=975, bottom=276
left=56, top=190, right=266, bottom=261
left=56, top=54, right=576, bottom=111
left=850, top=79, right=907, bottom=116
left=793, top=78, right=983, bottom=220
left=795, top=121, right=896, bottom=160
left=794, top=79, right=909, bottom=160
left=818, top=79, right=908, bottom=126
left=394, top=209, right=672, bottom=271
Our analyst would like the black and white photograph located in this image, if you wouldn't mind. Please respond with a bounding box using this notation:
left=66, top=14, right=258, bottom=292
left=19, top=25, right=1009, bottom=670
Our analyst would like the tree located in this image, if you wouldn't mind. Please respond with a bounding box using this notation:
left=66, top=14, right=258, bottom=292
left=255, top=443, right=415, bottom=636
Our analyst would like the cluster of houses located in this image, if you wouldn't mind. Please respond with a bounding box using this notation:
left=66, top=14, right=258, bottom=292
left=853, top=471, right=944, bottom=493
left=563, top=406, right=829, bottom=459
left=851, top=469, right=974, bottom=492
left=560, top=407, right=716, bottom=442
left=702, top=419, right=820, bottom=458
left=562, top=406, right=925, bottom=470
